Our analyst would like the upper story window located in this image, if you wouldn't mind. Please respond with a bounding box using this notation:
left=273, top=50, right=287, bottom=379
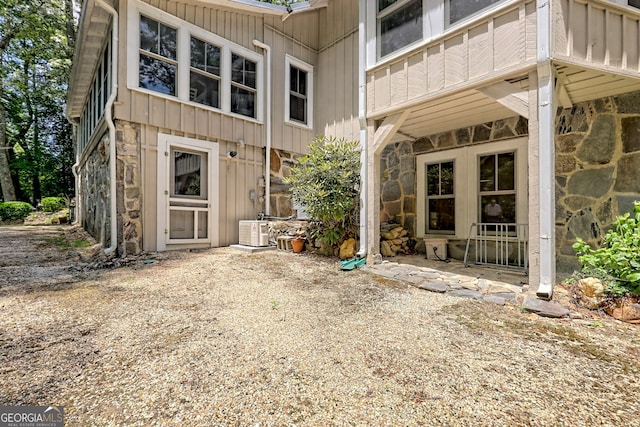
left=231, top=54, right=257, bottom=118
left=190, top=37, right=221, bottom=108
left=128, top=1, right=263, bottom=121
left=78, top=38, right=111, bottom=153
left=139, top=15, right=177, bottom=96
left=377, top=0, right=423, bottom=58
left=446, top=0, right=503, bottom=26
left=285, top=55, right=313, bottom=127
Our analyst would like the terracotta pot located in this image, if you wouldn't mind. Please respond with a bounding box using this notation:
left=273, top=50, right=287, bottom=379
left=291, top=238, right=305, bottom=253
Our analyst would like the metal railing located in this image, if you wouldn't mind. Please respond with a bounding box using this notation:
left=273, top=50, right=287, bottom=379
left=464, top=223, right=528, bottom=274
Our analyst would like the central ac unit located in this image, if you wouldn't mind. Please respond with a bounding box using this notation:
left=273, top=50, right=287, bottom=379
left=238, top=220, right=269, bottom=247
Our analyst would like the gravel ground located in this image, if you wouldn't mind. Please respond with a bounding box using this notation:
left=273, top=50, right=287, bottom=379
left=1, top=225, right=639, bottom=426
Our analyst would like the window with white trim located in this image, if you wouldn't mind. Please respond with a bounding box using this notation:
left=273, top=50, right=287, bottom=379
left=78, top=38, right=111, bottom=153
left=190, top=37, right=221, bottom=108
left=128, top=1, right=263, bottom=121
left=139, top=15, right=177, bottom=96
left=425, top=161, right=455, bottom=234
left=416, top=138, right=527, bottom=238
left=231, top=53, right=257, bottom=118
left=285, top=55, right=313, bottom=127
left=377, top=0, right=423, bottom=58
left=479, top=151, right=516, bottom=224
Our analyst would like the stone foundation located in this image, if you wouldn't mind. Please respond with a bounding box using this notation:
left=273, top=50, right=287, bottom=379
left=269, top=148, right=302, bottom=218
left=116, top=121, right=142, bottom=255
left=555, top=93, right=640, bottom=274
left=78, top=131, right=111, bottom=247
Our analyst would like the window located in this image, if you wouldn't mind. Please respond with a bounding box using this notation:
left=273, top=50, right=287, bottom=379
left=416, top=138, right=527, bottom=238
left=446, top=0, right=503, bottom=26
left=285, top=55, right=313, bottom=127
left=425, top=161, right=455, bottom=234
left=129, top=1, right=263, bottom=121
left=479, top=152, right=516, bottom=223
left=377, top=0, right=423, bottom=58
left=231, top=54, right=257, bottom=118
left=78, top=39, right=111, bottom=153
left=190, top=37, right=221, bottom=108
left=139, top=15, right=177, bottom=96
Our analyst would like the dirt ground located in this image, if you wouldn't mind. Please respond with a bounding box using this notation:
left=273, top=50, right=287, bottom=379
left=1, top=224, right=639, bottom=426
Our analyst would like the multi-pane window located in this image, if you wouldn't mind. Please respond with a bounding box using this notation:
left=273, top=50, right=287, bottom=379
left=377, top=0, right=423, bottom=58
left=131, top=3, right=263, bottom=121
left=479, top=152, right=516, bottom=223
left=426, top=161, right=455, bottom=233
left=231, top=54, right=257, bottom=118
left=79, top=39, right=111, bottom=153
left=285, top=55, right=313, bottom=127
left=190, top=37, right=221, bottom=108
left=289, top=65, right=308, bottom=124
left=139, top=15, right=177, bottom=96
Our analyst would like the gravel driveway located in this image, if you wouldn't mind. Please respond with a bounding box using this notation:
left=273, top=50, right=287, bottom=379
left=1, top=225, right=639, bottom=426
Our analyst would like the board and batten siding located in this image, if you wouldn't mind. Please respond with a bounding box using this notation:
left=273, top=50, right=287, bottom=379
left=314, top=0, right=360, bottom=142
left=115, top=0, right=320, bottom=154
left=263, top=13, right=320, bottom=155
left=139, top=124, right=265, bottom=251
left=553, top=0, right=640, bottom=74
left=367, top=0, right=537, bottom=118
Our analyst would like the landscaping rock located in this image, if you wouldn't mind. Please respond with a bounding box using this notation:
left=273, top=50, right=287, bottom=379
left=577, top=277, right=607, bottom=309
left=605, top=300, right=640, bottom=324
left=522, top=296, right=570, bottom=318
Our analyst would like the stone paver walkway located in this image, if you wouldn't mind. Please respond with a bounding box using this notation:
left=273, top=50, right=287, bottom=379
left=364, top=260, right=525, bottom=306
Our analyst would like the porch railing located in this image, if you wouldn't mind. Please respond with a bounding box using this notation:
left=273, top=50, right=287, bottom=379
left=464, top=223, right=529, bottom=274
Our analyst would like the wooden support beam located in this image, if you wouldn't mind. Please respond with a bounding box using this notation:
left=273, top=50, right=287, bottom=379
left=478, top=81, right=529, bottom=119
left=372, top=109, right=411, bottom=154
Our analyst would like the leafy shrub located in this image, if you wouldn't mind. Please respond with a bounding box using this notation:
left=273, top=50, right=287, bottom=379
left=0, top=201, right=34, bottom=221
left=573, top=201, right=640, bottom=296
left=284, top=136, right=361, bottom=246
left=41, top=197, right=66, bottom=213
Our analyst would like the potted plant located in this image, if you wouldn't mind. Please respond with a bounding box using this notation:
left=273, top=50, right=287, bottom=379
left=291, top=236, right=306, bottom=253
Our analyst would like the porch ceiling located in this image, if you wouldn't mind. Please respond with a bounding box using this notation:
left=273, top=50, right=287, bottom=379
left=554, top=62, right=640, bottom=106
left=390, top=63, right=640, bottom=143
left=390, top=89, right=520, bottom=144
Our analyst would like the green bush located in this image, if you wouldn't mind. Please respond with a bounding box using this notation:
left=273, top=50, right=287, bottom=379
left=0, top=201, right=34, bottom=221
left=41, top=197, right=66, bottom=213
left=284, top=136, right=361, bottom=246
left=573, top=201, right=640, bottom=296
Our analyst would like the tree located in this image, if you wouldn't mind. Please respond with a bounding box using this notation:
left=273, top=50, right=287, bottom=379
left=284, top=136, right=361, bottom=246
left=0, top=0, right=75, bottom=203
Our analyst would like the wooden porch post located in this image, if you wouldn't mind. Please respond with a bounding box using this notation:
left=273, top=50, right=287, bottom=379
left=366, top=110, right=411, bottom=263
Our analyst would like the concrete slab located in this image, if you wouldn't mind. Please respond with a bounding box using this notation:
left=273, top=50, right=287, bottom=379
left=230, top=244, right=277, bottom=253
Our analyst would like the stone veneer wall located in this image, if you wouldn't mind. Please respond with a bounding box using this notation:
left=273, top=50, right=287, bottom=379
left=380, top=116, right=528, bottom=246
left=555, top=92, right=640, bottom=274
left=78, top=131, right=111, bottom=247
left=116, top=121, right=142, bottom=255
left=77, top=121, right=142, bottom=257
left=268, top=148, right=301, bottom=218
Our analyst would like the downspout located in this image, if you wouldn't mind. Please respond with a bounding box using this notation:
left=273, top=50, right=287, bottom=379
left=535, top=0, right=555, bottom=299
left=96, top=0, right=119, bottom=255
left=356, top=0, right=368, bottom=258
left=68, top=117, right=81, bottom=224
left=252, top=40, right=272, bottom=216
